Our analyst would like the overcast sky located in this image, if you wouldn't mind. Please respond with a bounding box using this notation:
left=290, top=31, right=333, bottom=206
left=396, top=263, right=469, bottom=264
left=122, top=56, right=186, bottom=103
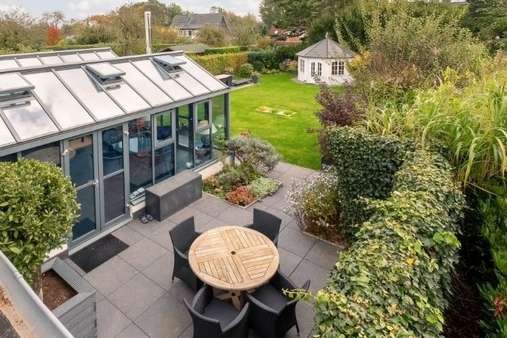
left=0, top=0, right=261, bottom=19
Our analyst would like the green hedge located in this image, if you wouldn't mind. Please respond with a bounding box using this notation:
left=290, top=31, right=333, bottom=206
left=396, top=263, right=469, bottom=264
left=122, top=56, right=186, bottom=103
left=191, top=52, right=249, bottom=75
left=204, top=46, right=249, bottom=55
left=326, top=127, right=413, bottom=227
left=312, top=141, right=464, bottom=336
left=248, top=45, right=303, bottom=71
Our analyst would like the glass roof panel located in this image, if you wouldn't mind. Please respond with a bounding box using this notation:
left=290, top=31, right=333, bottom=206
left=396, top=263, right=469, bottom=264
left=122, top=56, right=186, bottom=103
left=0, top=117, right=15, bottom=146
left=17, top=57, right=42, bottom=67
left=175, top=56, right=226, bottom=91
left=79, top=53, right=100, bottom=61
left=60, top=54, right=82, bottom=63
left=114, top=62, right=171, bottom=107
left=0, top=59, right=19, bottom=70
left=173, top=71, right=209, bottom=96
left=40, top=55, right=63, bottom=65
left=106, top=84, right=150, bottom=113
left=133, top=60, right=192, bottom=101
left=57, top=68, right=124, bottom=121
left=97, top=51, right=117, bottom=59
left=0, top=73, right=33, bottom=95
left=2, top=100, right=58, bottom=140
left=86, top=63, right=124, bottom=79
left=24, top=72, right=94, bottom=129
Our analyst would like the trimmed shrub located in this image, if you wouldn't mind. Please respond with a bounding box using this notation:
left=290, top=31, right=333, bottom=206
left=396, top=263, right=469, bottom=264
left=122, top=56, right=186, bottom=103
left=191, top=52, right=249, bottom=75
left=305, top=150, right=464, bottom=337
left=238, top=63, right=254, bottom=78
left=247, top=45, right=302, bottom=72
left=226, top=135, right=280, bottom=176
left=204, top=46, right=249, bottom=55
left=225, top=186, right=256, bottom=206
left=0, top=160, right=78, bottom=287
left=326, top=127, right=413, bottom=226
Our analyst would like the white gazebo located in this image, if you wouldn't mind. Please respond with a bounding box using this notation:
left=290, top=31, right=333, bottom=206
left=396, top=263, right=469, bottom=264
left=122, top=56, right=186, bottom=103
left=297, top=36, right=356, bottom=85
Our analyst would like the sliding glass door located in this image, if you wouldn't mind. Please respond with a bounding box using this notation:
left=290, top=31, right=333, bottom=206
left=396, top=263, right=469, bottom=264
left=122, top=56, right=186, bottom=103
left=100, top=126, right=128, bottom=226
left=65, top=134, right=100, bottom=243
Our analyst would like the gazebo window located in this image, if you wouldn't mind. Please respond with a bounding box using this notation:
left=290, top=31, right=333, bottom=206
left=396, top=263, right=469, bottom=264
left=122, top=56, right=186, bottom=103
left=338, top=61, right=345, bottom=75
left=300, top=59, right=305, bottom=73
left=332, top=61, right=338, bottom=75
left=317, top=63, right=322, bottom=76
left=311, top=63, right=316, bottom=76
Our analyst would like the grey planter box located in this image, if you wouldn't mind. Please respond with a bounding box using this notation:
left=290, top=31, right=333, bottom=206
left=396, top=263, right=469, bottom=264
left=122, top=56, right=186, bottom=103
left=146, top=171, right=203, bottom=221
left=42, top=258, right=97, bottom=338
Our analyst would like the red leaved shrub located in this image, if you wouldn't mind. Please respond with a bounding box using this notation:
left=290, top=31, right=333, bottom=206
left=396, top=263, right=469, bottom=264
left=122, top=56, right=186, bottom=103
left=225, top=186, right=255, bottom=206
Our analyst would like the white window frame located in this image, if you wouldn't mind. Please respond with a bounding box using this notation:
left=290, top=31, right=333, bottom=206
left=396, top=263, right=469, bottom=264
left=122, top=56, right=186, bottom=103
left=300, top=59, right=305, bottom=73
left=338, top=61, right=345, bottom=75
left=332, top=61, right=338, bottom=75
left=311, top=62, right=316, bottom=76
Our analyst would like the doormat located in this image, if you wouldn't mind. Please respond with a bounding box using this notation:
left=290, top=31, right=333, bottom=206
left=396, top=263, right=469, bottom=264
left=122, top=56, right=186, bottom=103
left=70, top=234, right=129, bottom=273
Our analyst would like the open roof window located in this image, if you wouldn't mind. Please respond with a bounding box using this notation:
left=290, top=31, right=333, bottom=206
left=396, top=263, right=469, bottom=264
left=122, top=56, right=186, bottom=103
left=86, top=63, right=125, bottom=87
left=153, top=55, right=186, bottom=73
left=0, top=73, right=35, bottom=108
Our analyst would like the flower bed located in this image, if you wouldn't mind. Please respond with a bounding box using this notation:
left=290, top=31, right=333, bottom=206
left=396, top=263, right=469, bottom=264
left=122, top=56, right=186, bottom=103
left=204, top=135, right=281, bottom=207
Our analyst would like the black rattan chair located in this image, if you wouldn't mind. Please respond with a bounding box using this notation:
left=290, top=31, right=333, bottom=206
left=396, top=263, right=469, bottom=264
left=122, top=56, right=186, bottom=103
left=246, top=272, right=310, bottom=338
left=169, top=217, right=202, bottom=291
left=184, top=285, right=250, bottom=338
left=246, top=208, right=282, bottom=246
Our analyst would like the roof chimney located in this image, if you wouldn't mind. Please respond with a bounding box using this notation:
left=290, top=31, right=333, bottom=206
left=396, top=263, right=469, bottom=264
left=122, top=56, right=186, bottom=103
left=144, top=11, right=152, bottom=54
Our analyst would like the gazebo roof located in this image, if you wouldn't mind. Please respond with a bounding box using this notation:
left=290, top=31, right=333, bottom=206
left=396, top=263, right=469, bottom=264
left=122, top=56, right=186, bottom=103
left=297, top=37, right=356, bottom=59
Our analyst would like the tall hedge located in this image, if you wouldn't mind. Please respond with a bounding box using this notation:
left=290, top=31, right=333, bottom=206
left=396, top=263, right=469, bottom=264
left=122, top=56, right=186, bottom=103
left=0, top=160, right=78, bottom=287
left=312, top=149, right=464, bottom=337
left=326, top=127, right=413, bottom=227
left=191, top=52, right=249, bottom=75
left=248, top=45, right=302, bottom=71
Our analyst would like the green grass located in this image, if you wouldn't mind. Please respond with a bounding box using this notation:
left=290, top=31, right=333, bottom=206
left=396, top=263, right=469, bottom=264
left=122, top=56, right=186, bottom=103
left=231, top=73, right=330, bottom=169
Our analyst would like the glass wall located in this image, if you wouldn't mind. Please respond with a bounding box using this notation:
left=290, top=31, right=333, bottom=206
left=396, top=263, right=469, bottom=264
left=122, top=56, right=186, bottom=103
left=68, top=135, right=97, bottom=241
left=195, top=101, right=212, bottom=166
left=128, top=117, right=152, bottom=192
left=176, top=105, right=194, bottom=172
left=102, top=126, right=126, bottom=224
left=212, top=95, right=227, bottom=158
left=153, top=111, right=175, bottom=183
left=22, top=142, right=61, bottom=167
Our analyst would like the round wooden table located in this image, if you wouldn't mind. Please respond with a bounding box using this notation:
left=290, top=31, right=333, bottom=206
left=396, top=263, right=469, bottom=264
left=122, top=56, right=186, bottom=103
left=188, top=226, right=280, bottom=309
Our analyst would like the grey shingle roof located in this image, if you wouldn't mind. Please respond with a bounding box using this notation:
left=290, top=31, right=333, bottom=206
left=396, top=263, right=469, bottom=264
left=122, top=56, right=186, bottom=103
left=171, top=13, right=228, bottom=31
left=297, top=38, right=356, bottom=59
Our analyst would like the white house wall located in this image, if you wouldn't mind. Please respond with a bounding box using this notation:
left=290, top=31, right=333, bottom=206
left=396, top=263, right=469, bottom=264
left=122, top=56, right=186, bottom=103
left=297, top=57, right=353, bottom=85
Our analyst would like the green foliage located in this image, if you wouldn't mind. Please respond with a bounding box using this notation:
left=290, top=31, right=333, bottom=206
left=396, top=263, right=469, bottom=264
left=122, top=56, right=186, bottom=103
left=462, top=0, right=507, bottom=53
left=306, top=149, right=464, bottom=337
left=238, top=63, right=254, bottom=78
left=226, top=134, right=280, bottom=176
left=0, top=160, right=78, bottom=286
left=197, top=26, right=228, bottom=47
left=204, top=46, right=249, bottom=55
left=326, top=127, right=413, bottom=226
left=479, top=190, right=507, bottom=337
left=363, top=66, right=507, bottom=188
left=287, top=170, right=344, bottom=237
left=191, top=52, right=249, bottom=75
left=247, top=45, right=302, bottom=71
left=248, top=177, right=281, bottom=198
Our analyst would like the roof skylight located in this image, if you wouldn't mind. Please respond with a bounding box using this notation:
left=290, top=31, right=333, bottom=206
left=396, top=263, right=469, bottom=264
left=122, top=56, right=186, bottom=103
left=0, top=73, right=35, bottom=108
left=153, top=55, right=186, bottom=72
left=86, top=63, right=125, bottom=86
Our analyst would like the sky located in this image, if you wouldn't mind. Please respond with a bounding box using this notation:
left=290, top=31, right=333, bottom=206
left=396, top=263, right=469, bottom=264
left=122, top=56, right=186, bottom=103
left=0, top=0, right=261, bottom=19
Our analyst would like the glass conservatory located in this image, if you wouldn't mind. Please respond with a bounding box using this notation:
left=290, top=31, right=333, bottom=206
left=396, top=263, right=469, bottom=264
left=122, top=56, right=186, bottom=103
left=0, top=48, right=230, bottom=250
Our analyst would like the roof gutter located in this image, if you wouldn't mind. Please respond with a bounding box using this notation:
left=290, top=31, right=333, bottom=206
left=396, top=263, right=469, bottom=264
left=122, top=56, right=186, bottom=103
left=0, top=251, right=73, bottom=338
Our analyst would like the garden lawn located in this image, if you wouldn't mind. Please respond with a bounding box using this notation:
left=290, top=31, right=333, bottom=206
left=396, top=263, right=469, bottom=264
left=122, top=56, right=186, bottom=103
left=231, top=73, right=335, bottom=169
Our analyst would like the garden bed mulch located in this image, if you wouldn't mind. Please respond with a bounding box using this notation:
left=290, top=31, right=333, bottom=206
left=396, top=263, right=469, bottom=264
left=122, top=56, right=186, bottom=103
left=41, top=270, right=77, bottom=311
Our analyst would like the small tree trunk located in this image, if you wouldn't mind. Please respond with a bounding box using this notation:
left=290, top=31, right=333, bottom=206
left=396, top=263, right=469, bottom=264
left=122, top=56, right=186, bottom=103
left=32, top=267, right=43, bottom=300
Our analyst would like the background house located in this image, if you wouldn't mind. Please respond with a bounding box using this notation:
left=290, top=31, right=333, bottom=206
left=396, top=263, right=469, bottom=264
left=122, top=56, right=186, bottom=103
left=297, top=36, right=356, bottom=85
left=171, top=13, right=231, bottom=39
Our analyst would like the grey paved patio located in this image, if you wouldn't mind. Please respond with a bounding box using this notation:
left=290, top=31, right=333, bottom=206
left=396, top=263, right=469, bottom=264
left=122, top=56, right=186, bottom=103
left=66, top=162, right=339, bottom=338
